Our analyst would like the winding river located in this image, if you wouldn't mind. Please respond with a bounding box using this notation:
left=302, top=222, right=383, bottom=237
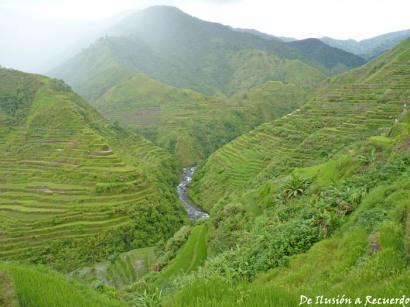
left=177, top=166, right=209, bottom=221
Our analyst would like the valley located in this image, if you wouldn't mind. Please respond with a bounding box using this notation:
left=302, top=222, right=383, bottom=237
left=0, top=4, right=409, bottom=307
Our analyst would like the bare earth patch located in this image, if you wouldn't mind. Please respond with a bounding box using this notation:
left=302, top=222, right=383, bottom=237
left=0, top=271, right=19, bottom=307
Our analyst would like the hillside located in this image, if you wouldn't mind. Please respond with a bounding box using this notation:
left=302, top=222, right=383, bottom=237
left=287, top=38, right=366, bottom=73
left=94, top=73, right=310, bottom=165
left=321, top=29, right=410, bottom=60
left=0, top=68, right=185, bottom=271
left=190, top=38, right=410, bottom=211
left=50, top=6, right=328, bottom=100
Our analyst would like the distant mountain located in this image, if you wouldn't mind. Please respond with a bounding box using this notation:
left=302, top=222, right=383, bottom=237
left=234, top=28, right=296, bottom=42
left=321, top=29, right=410, bottom=60
left=287, top=38, right=366, bottom=73
left=50, top=6, right=326, bottom=99
left=0, top=68, right=185, bottom=270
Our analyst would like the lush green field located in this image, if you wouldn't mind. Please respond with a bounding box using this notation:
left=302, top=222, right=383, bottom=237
left=0, top=68, right=186, bottom=271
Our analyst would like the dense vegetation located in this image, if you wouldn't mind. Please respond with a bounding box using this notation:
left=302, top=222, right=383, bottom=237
left=0, top=68, right=186, bottom=271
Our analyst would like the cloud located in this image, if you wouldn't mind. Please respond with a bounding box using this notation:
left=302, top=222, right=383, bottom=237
left=1, top=0, right=409, bottom=38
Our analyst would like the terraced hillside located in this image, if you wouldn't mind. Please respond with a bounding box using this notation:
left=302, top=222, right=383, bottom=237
left=94, top=73, right=310, bottom=165
left=190, top=39, right=410, bottom=210
left=0, top=68, right=185, bottom=271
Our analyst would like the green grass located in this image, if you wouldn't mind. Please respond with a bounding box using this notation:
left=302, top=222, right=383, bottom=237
left=0, top=262, right=126, bottom=307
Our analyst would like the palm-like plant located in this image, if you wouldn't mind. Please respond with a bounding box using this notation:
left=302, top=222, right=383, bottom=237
left=283, top=175, right=311, bottom=200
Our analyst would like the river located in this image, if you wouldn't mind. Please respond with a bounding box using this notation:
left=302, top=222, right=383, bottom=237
left=177, top=166, right=209, bottom=221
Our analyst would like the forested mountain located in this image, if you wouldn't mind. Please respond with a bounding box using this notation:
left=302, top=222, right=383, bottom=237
left=50, top=6, right=328, bottom=100
left=0, top=68, right=185, bottom=271
left=321, top=29, right=410, bottom=60
left=233, top=28, right=296, bottom=42
left=287, top=38, right=366, bottom=73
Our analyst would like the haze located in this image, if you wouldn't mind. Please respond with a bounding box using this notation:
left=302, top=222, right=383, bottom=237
left=1, top=0, right=409, bottom=73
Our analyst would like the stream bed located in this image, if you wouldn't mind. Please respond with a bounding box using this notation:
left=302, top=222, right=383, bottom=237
left=177, top=166, right=209, bottom=221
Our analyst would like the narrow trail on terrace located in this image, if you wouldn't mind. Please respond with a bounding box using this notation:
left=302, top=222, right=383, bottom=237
left=177, top=166, right=209, bottom=221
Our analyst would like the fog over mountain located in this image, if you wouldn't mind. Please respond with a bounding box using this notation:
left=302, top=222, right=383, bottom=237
left=1, top=0, right=409, bottom=73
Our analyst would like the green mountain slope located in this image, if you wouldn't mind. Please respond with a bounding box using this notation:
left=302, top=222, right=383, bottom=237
left=321, top=29, right=410, bottom=60
left=190, top=39, right=410, bottom=211
left=94, top=73, right=310, bottom=165
left=50, top=6, right=327, bottom=100
left=287, top=38, right=366, bottom=73
left=0, top=68, right=185, bottom=271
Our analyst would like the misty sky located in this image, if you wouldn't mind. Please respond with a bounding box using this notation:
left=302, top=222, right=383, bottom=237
left=2, top=0, right=410, bottom=40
